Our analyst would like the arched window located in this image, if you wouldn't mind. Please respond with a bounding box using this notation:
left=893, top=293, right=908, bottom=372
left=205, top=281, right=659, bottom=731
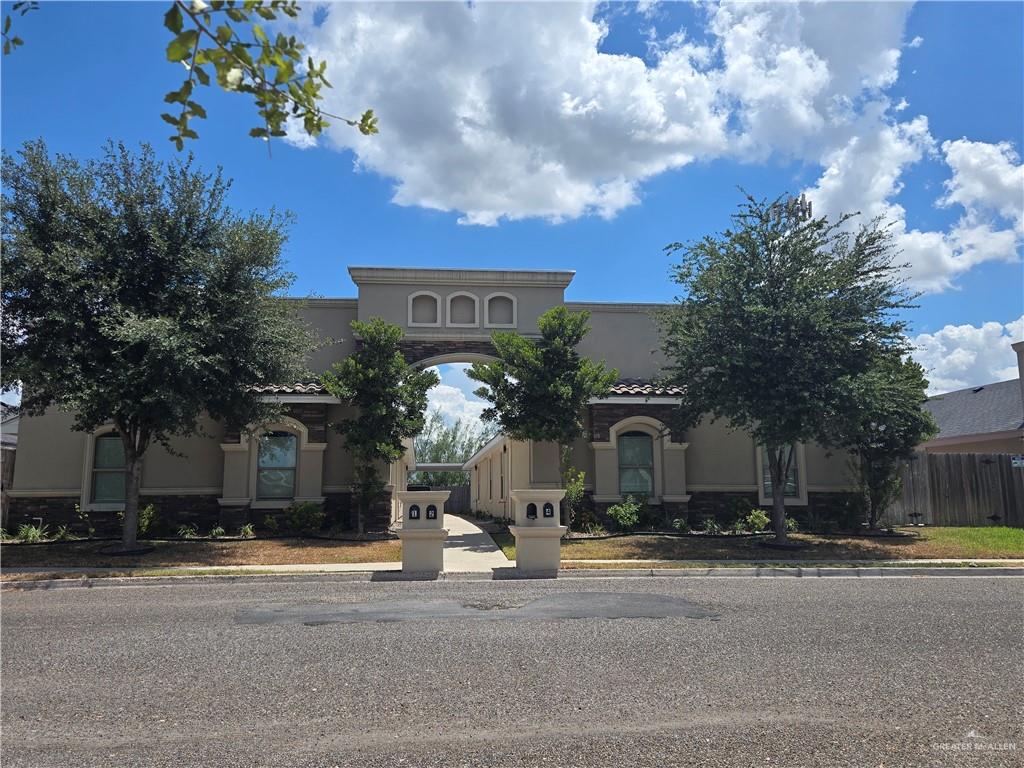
left=257, top=431, right=298, bottom=499
left=92, top=432, right=126, bottom=502
left=409, top=291, right=440, bottom=326
left=618, top=431, right=654, bottom=497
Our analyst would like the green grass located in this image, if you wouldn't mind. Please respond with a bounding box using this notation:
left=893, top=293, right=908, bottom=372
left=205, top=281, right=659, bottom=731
left=492, top=527, right=1024, bottom=563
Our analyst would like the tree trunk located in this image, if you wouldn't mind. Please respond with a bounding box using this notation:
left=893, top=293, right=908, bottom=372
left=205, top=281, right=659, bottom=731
left=121, top=448, right=142, bottom=550
left=357, top=500, right=365, bottom=536
left=559, top=443, right=571, bottom=531
left=768, top=446, right=789, bottom=544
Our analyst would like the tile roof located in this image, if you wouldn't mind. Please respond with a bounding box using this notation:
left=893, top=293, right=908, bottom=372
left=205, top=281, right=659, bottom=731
left=924, top=379, right=1023, bottom=439
left=253, top=382, right=328, bottom=395
left=607, top=378, right=684, bottom=397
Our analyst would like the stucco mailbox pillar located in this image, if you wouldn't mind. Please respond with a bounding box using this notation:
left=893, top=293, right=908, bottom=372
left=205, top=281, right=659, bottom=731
left=396, top=490, right=450, bottom=574
left=509, top=489, right=566, bottom=575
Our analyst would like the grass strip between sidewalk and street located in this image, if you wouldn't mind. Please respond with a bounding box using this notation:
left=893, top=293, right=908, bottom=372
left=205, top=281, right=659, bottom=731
left=493, top=526, right=1024, bottom=562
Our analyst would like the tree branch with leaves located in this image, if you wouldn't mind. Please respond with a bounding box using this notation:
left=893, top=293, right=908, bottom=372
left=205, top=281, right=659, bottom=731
left=660, top=193, right=916, bottom=543
left=468, top=307, right=617, bottom=530
left=321, top=319, right=438, bottom=534
left=3, top=1, right=376, bottom=149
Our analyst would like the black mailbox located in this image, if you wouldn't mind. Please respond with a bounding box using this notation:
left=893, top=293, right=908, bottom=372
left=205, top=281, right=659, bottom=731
left=426, top=505, right=438, bottom=520
left=526, top=503, right=537, bottom=519
left=408, top=504, right=420, bottom=520
left=543, top=502, right=555, bottom=518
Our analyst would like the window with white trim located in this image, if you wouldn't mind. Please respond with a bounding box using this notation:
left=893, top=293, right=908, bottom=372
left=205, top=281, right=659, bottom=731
left=618, top=431, right=654, bottom=497
left=92, top=433, right=126, bottom=502
left=761, top=445, right=799, bottom=498
left=257, top=431, right=298, bottom=499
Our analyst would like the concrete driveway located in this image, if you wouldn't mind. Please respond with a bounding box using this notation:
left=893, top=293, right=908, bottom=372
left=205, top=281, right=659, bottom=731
left=2, top=575, right=1021, bottom=767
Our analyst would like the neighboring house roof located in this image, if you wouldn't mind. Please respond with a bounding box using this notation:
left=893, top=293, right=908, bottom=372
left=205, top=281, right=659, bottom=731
left=923, top=379, right=1024, bottom=439
left=253, top=382, right=328, bottom=395
left=607, top=378, right=684, bottom=397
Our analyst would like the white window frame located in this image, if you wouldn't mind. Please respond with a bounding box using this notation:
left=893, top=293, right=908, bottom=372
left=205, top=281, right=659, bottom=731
left=254, top=430, right=299, bottom=502
left=445, top=291, right=480, bottom=328
left=246, top=417, right=310, bottom=509
left=408, top=290, right=441, bottom=328
left=617, top=430, right=655, bottom=499
left=484, top=292, right=517, bottom=328
left=81, top=425, right=127, bottom=512
left=755, top=443, right=808, bottom=506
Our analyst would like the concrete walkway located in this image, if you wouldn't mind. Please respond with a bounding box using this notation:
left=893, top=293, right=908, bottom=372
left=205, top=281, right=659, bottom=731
left=441, top=514, right=511, bottom=572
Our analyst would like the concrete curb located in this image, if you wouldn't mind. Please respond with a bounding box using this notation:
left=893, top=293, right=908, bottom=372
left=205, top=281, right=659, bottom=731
left=3, top=565, right=1023, bottom=590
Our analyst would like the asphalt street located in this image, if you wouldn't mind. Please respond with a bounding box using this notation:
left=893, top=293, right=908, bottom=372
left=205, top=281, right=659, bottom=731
left=2, top=575, right=1022, bottom=767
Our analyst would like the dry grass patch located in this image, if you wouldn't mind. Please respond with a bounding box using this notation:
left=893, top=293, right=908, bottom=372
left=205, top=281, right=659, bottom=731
left=0, top=537, right=401, bottom=569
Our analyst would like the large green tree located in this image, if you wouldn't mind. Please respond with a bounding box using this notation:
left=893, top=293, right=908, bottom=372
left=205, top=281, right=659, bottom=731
left=321, top=319, right=438, bottom=534
left=468, top=306, right=617, bottom=529
left=660, top=194, right=915, bottom=543
left=1, top=140, right=315, bottom=550
left=412, top=409, right=495, bottom=487
left=836, top=353, right=937, bottom=529
left=3, top=1, right=377, bottom=149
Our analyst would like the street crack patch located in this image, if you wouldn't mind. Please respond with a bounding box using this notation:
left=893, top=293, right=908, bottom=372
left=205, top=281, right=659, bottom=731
left=236, top=592, right=718, bottom=626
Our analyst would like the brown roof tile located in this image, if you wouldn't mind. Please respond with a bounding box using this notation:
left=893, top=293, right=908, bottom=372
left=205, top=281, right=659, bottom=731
left=607, top=378, right=684, bottom=397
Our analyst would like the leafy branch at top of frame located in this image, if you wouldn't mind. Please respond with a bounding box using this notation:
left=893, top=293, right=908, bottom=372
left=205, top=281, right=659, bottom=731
left=2, top=2, right=38, bottom=56
left=163, top=0, right=378, bottom=151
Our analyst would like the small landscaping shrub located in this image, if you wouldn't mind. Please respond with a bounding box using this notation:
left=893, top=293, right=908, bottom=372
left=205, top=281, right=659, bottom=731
left=209, top=526, right=226, bottom=539
left=16, top=523, right=48, bottom=543
left=743, top=508, right=771, bottom=533
left=607, top=496, right=641, bottom=531
left=0, top=528, right=8, bottom=541
left=75, top=504, right=95, bottom=539
left=672, top=518, right=690, bottom=533
left=177, top=524, right=198, bottom=539
left=262, top=514, right=279, bottom=534
left=701, top=518, right=722, bottom=535
left=54, top=524, right=76, bottom=541
left=118, top=503, right=159, bottom=536
left=283, top=501, right=326, bottom=535
left=786, top=517, right=800, bottom=533
left=239, top=523, right=255, bottom=539
left=580, top=519, right=607, bottom=535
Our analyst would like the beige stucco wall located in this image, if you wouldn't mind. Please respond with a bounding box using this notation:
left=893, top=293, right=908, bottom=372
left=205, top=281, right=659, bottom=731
left=353, top=277, right=567, bottom=340
left=685, top=417, right=758, bottom=490
left=142, top=416, right=225, bottom=490
left=323, top=404, right=357, bottom=489
left=804, top=444, right=854, bottom=489
left=295, top=299, right=359, bottom=375
left=11, top=410, right=225, bottom=493
left=570, top=304, right=666, bottom=379
left=681, top=417, right=853, bottom=492
left=10, top=410, right=85, bottom=492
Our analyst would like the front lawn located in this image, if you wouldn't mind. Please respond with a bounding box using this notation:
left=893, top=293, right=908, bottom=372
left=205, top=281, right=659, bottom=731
left=0, top=537, right=401, bottom=570
left=492, top=527, right=1024, bottom=562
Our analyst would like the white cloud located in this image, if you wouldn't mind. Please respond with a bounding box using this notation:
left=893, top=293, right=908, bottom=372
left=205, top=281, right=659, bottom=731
left=908, top=35, right=924, bottom=48
left=910, top=316, right=1024, bottom=394
left=290, top=1, right=1018, bottom=292
left=298, top=1, right=913, bottom=225
left=939, top=138, right=1024, bottom=233
left=425, top=364, right=487, bottom=424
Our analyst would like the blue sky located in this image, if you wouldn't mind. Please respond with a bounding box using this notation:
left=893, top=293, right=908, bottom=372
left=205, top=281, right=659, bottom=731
left=2, top=1, right=1022, bottom=414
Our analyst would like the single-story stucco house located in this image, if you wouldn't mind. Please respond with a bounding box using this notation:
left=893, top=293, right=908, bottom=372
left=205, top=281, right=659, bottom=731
left=8, top=266, right=857, bottom=533
left=920, top=341, right=1024, bottom=455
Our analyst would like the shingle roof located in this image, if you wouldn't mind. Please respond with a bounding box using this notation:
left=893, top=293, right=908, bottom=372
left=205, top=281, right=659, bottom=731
left=253, top=382, right=328, bottom=395
left=924, top=378, right=1024, bottom=439
left=607, top=378, right=684, bottom=397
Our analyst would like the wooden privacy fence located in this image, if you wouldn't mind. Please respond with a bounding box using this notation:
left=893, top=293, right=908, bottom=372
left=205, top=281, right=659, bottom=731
left=887, top=452, right=1024, bottom=527
left=442, top=485, right=471, bottom=514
